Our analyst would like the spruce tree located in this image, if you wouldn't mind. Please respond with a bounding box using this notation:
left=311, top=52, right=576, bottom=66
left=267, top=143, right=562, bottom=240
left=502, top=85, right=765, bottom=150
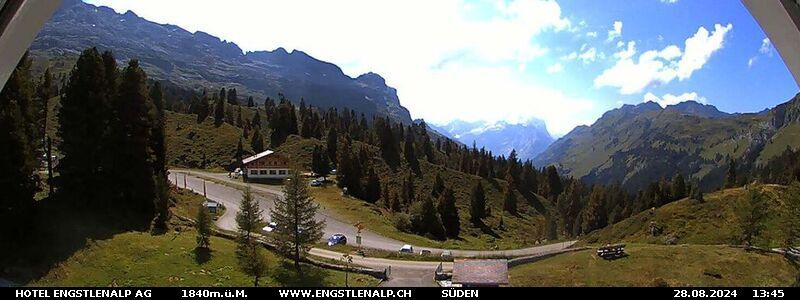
left=503, top=185, right=517, bottom=214
left=214, top=95, right=225, bottom=125
left=194, top=94, right=210, bottom=123
left=470, top=182, right=487, bottom=224
left=57, top=47, right=112, bottom=209
left=150, top=81, right=169, bottom=230
left=326, top=127, right=338, bottom=162
left=196, top=204, right=212, bottom=249
left=736, top=187, right=768, bottom=246
left=437, top=188, right=460, bottom=237
left=235, top=187, right=268, bottom=286
left=726, top=158, right=737, bottom=188
left=108, top=60, right=158, bottom=222
left=270, top=172, right=326, bottom=271
left=404, top=129, right=419, bottom=173
left=0, top=52, right=37, bottom=241
left=247, top=96, right=255, bottom=107
left=364, top=167, right=381, bottom=204
left=410, top=195, right=445, bottom=240
left=227, top=88, right=238, bottom=105
left=250, top=130, right=264, bottom=154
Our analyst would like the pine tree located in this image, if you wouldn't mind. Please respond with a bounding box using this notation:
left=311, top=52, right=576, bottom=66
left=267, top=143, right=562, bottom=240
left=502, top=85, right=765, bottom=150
left=236, top=137, right=244, bottom=168
left=149, top=81, right=169, bottom=231
left=404, top=129, right=420, bottom=173
left=672, top=174, right=687, bottom=201
left=410, top=195, right=445, bottom=240
left=214, top=95, right=225, bottom=125
left=726, top=158, right=737, bottom=188
left=251, top=110, right=262, bottom=128
left=470, top=182, right=487, bottom=224
left=57, top=47, right=112, bottom=209
left=247, top=96, right=255, bottom=107
left=196, top=204, right=212, bottom=249
left=311, top=145, right=330, bottom=176
left=108, top=60, right=158, bottom=222
left=363, top=168, right=381, bottom=204
left=270, top=172, right=326, bottom=271
left=236, top=105, right=243, bottom=128
left=736, top=187, right=768, bottom=246
left=326, top=127, right=338, bottom=163
left=194, top=94, right=210, bottom=123
left=0, top=52, right=37, bottom=241
left=227, top=88, right=238, bottom=105
left=437, top=188, right=460, bottom=237
left=503, top=185, right=517, bottom=214
left=235, top=187, right=268, bottom=286
left=546, top=166, right=563, bottom=199
left=432, top=173, right=445, bottom=198
left=250, top=130, right=264, bottom=154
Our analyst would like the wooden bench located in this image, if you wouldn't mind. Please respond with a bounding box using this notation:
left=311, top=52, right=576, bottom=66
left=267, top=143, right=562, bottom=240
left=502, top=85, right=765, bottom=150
left=597, top=244, right=626, bottom=260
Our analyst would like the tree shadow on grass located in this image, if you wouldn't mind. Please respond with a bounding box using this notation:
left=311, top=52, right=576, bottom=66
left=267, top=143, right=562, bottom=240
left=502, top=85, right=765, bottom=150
left=273, top=261, right=331, bottom=287
left=472, top=219, right=501, bottom=238
left=193, top=247, right=212, bottom=265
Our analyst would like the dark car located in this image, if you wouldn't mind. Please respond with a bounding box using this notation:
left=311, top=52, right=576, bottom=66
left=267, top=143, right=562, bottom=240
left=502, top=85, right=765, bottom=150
left=327, top=233, right=347, bottom=246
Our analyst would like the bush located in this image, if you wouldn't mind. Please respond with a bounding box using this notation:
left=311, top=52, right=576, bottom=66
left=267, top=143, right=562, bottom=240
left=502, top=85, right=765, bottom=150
left=392, top=213, right=412, bottom=232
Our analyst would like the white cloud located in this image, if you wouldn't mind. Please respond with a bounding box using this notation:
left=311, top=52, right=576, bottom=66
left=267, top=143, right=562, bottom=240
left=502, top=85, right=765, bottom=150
left=748, top=57, right=757, bottom=68
left=546, top=63, right=564, bottom=73
left=643, top=92, right=707, bottom=108
left=85, top=0, right=591, bottom=135
left=586, top=31, right=598, bottom=38
left=607, top=21, right=623, bottom=42
left=660, top=0, right=679, bottom=4
left=759, top=38, right=773, bottom=55
left=595, top=23, right=733, bottom=94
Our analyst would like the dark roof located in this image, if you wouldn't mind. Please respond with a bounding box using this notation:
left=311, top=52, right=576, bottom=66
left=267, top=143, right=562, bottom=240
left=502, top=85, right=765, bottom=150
left=452, top=259, right=508, bottom=285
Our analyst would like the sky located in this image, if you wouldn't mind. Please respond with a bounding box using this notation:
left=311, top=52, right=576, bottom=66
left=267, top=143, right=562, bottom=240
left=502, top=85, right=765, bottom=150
left=85, top=0, right=799, bottom=136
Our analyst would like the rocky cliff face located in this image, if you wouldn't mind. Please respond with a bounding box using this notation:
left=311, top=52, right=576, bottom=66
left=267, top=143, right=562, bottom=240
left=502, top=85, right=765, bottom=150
left=32, top=0, right=413, bottom=124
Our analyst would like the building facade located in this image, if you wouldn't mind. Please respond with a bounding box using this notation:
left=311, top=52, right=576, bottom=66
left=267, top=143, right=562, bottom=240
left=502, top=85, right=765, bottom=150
left=242, top=150, right=292, bottom=180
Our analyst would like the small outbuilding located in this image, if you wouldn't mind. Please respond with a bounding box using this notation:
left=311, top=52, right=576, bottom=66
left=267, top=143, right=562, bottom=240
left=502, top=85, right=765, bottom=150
left=451, top=259, right=509, bottom=287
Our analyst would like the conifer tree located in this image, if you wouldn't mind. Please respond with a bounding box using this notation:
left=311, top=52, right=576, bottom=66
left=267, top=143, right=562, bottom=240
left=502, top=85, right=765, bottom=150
left=270, top=172, right=326, bottom=271
left=364, top=167, right=381, bottom=204
left=235, top=187, right=268, bottom=286
left=0, top=52, right=37, bottom=241
left=503, top=185, right=517, bottom=214
left=437, top=188, right=460, bottom=237
left=247, top=96, right=255, bottom=107
left=214, top=95, right=225, bottom=125
left=108, top=60, right=158, bottom=221
left=736, top=188, right=768, bottom=246
left=404, top=129, right=419, bottom=173
left=58, top=48, right=112, bottom=209
left=326, top=127, right=338, bottom=162
left=410, top=194, right=445, bottom=240
left=196, top=205, right=212, bottom=249
left=227, top=88, right=238, bottom=105
left=250, top=130, right=264, bottom=154
left=470, top=182, right=487, bottom=224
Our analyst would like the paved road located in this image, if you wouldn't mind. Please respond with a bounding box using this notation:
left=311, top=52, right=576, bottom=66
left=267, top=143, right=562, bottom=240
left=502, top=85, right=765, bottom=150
left=169, top=169, right=577, bottom=286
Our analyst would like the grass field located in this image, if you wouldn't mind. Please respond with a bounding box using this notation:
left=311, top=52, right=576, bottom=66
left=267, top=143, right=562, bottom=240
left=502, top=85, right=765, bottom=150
left=509, top=244, right=798, bottom=287
left=581, top=184, right=795, bottom=248
left=27, top=189, right=378, bottom=287
left=32, top=231, right=378, bottom=287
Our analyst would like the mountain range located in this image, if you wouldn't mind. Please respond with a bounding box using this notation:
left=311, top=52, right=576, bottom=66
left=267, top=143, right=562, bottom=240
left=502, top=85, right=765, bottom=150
left=30, top=0, right=412, bottom=124
left=534, top=99, right=800, bottom=192
left=431, top=119, right=554, bottom=161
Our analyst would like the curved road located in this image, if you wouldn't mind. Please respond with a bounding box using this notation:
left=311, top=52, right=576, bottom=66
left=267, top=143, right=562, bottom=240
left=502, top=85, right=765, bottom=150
left=169, top=170, right=576, bottom=286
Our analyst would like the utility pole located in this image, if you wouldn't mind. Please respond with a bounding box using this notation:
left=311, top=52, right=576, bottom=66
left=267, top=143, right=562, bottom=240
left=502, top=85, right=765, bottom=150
left=203, top=180, right=207, bottom=198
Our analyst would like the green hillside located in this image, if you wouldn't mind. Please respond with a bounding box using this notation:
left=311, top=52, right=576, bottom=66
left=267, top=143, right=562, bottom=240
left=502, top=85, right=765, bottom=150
left=261, top=135, right=551, bottom=250
left=581, top=184, right=796, bottom=248
left=509, top=244, right=798, bottom=287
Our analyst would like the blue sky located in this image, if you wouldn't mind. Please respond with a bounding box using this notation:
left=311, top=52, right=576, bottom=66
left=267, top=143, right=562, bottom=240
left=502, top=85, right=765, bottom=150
left=85, top=0, right=798, bottom=135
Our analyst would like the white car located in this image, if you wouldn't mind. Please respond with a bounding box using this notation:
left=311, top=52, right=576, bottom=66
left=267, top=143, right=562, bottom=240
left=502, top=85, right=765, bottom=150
left=399, top=244, right=414, bottom=253
left=262, top=222, right=277, bottom=233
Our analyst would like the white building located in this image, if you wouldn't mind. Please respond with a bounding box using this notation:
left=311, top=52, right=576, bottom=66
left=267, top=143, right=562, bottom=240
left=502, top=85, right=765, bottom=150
left=242, top=150, right=292, bottom=180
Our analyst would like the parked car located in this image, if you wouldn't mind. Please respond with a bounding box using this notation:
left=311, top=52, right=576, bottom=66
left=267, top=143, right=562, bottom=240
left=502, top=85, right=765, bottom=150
left=327, top=233, right=347, bottom=246
left=419, top=249, right=432, bottom=256
left=262, top=222, right=277, bottom=233
left=399, top=244, right=414, bottom=253
left=330, top=169, right=338, bottom=175
left=310, top=179, right=322, bottom=187
left=441, top=250, right=452, bottom=259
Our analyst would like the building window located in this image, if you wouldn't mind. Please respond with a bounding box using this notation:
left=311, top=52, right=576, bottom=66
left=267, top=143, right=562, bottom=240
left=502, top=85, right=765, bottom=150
left=250, top=170, right=258, bottom=175
left=269, top=170, right=277, bottom=175
left=260, top=170, right=268, bottom=175
left=278, top=170, right=287, bottom=175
